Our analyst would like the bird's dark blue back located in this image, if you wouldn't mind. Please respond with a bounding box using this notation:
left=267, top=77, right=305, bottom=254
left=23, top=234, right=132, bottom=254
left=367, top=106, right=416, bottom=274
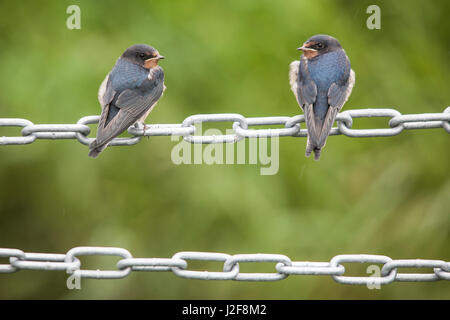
left=110, top=58, right=148, bottom=91
left=105, top=58, right=150, bottom=125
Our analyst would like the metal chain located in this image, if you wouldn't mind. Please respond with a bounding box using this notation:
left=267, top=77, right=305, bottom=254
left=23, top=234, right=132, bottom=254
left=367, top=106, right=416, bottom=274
left=1, top=107, right=449, bottom=145
left=1, top=247, right=449, bottom=285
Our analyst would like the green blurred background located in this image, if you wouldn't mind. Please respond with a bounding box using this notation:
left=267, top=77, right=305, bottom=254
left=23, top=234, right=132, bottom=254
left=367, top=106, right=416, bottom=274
left=0, top=0, right=449, bottom=299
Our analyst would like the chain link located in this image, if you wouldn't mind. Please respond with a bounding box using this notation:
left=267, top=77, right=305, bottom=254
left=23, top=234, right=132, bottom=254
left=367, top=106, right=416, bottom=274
left=1, top=107, right=449, bottom=146
left=330, top=254, right=397, bottom=285
left=64, top=247, right=132, bottom=279
left=1, top=247, right=449, bottom=286
left=1, top=109, right=449, bottom=286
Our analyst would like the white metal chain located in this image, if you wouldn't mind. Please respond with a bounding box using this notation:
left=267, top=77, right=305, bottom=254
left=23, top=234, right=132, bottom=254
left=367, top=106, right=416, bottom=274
left=1, top=107, right=449, bottom=145
left=1, top=247, right=449, bottom=285
left=1, top=108, right=449, bottom=287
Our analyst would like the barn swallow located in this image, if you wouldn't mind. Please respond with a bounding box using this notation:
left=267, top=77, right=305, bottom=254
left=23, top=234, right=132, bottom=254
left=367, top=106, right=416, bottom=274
left=289, top=34, right=355, bottom=160
left=89, top=44, right=166, bottom=158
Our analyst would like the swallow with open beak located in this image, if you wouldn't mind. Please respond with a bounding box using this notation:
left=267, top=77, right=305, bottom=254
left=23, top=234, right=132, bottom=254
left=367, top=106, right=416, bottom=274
left=289, top=34, right=355, bottom=160
left=89, top=44, right=166, bottom=158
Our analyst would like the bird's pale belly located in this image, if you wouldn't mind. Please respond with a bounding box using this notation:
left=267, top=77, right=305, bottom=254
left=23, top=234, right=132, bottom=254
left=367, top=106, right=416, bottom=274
left=137, top=85, right=165, bottom=123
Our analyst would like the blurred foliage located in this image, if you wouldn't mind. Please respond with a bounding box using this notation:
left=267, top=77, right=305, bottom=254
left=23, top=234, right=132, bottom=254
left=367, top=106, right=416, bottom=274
left=0, top=0, right=449, bottom=299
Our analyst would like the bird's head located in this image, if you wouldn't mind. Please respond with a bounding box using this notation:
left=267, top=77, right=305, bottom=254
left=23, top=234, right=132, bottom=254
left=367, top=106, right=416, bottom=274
left=297, top=34, right=342, bottom=59
left=121, top=44, right=165, bottom=69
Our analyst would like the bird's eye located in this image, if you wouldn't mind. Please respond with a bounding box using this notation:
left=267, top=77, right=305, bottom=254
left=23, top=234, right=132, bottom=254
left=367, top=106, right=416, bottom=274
left=139, top=53, right=146, bottom=58
left=316, top=43, right=324, bottom=49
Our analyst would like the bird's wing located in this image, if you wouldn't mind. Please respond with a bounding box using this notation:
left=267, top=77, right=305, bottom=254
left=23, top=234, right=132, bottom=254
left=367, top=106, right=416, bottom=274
left=95, top=73, right=116, bottom=138
left=317, top=69, right=355, bottom=146
left=290, top=59, right=319, bottom=110
left=289, top=60, right=300, bottom=104
left=295, top=58, right=318, bottom=110
left=294, top=57, right=319, bottom=145
left=328, top=69, right=355, bottom=109
left=94, top=78, right=164, bottom=148
left=97, top=73, right=115, bottom=109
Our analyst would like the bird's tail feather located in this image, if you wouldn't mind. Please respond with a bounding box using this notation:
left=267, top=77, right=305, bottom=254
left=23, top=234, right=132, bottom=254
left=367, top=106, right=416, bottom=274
left=88, top=139, right=108, bottom=158
left=313, top=147, right=321, bottom=160
left=305, top=105, right=326, bottom=142
left=304, top=104, right=339, bottom=161
left=305, top=136, right=322, bottom=161
left=317, top=107, right=338, bottom=148
left=304, top=104, right=324, bottom=161
left=305, top=136, right=313, bottom=158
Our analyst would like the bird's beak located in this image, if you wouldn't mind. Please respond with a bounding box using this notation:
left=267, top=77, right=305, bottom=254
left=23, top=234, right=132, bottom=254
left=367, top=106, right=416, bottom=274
left=144, top=54, right=165, bottom=69
left=145, top=55, right=165, bottom=62
left=297, top=45, right=316, bottom=52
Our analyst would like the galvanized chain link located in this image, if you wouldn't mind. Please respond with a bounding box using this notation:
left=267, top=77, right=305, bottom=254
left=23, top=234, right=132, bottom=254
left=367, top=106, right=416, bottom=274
left=1, top=247, right=449, bottom=285
left=1, top=107, right=449, bottom=145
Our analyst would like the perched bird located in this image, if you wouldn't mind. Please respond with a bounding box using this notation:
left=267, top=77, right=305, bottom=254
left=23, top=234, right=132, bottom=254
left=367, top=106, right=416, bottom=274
left=289, top=34, right=355, bottom=160
left=89, top=44, right=166, bottom=158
